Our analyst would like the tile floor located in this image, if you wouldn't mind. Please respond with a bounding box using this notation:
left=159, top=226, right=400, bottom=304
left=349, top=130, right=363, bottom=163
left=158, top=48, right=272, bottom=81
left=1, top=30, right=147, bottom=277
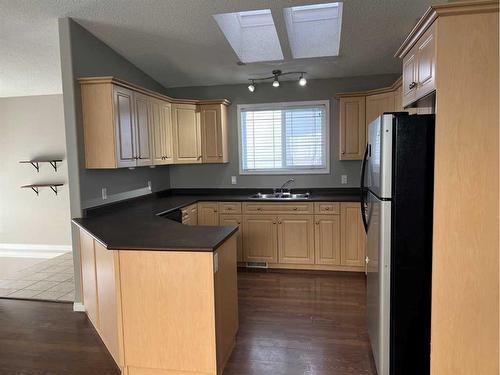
left=0, top=252, right=74, bottom=302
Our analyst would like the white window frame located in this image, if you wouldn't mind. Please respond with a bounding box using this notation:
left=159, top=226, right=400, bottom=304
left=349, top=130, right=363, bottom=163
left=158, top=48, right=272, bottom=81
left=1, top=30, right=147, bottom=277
left=237, top=100, right=330, bottom=175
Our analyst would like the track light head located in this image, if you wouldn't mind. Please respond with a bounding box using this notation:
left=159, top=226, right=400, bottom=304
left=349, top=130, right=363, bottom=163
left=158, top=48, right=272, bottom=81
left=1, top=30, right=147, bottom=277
left=272, top=76, right=280, bottom=87
left=299, top=75, right=307, bottom=86
left=248, top=81, right=255, bottom=92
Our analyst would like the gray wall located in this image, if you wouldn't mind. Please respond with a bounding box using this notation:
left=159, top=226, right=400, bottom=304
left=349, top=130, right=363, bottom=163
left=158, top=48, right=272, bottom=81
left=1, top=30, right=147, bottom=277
left=59, top=18, right=171, bottom=210
left=0, top=95, right=71, bottom=247
left=166, top=74, right=399, bottom=189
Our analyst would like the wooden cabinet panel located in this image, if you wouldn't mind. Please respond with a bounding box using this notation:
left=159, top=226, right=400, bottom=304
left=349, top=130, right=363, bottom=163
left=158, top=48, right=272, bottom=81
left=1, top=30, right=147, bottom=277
left=314, top=202, right=340, bottom=215
left=200, top=105, right=224, bottom=163
left=394, top=84, right=403, bottom=112
left=314, top=215, right=341, bottom=266
left=182, top=203, right=199, bottom=226
left=151, top=99, right=173, bottom=165
left=402, top=53, right=418, bottom=107
left=95, top=241, right=123, bottom=367
left=339, top=96, right=366, bottom=160
left=243, top=202, right=313, bottom=215
left=218, top=202, right=242, bottom=214
left=198, top=202, right=219, bottom=226
left=277, top=215, right=314, bottom=265
left=340, top=203, right=366, bottom=267
left=242, top=215, right=278, bottom=263
left=172, top=104, right=202, bottom=164
left=416, top=24, right=436, bottom=99
left=219, top=214, right=243, bottom=262
left=134, top=93, right=153, bottom=166
left=79, top=230, right=99, bottom=328
left=366, top=91, right=395, bottom=128
left=113, top=86, right=137, bottom=168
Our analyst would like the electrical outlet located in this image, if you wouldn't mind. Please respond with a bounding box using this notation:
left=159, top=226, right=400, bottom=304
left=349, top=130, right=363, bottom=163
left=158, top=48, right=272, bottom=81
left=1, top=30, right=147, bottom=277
left=147, top=180, right=152, bottom=191
left=341, top=175, right=348, bottom=185
left=231, top=176, right=237, bottom=185
left=101, top=188, right=107, bottom=200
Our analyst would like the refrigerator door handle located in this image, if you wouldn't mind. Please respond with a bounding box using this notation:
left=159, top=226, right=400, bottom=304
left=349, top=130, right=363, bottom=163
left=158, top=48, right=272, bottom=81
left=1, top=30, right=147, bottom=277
left=360, top=144, right=369, bottom=233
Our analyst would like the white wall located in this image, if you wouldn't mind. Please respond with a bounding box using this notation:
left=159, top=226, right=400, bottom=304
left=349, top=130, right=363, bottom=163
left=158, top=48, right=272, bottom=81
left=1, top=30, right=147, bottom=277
left=0, top=94, right=71, bottom=254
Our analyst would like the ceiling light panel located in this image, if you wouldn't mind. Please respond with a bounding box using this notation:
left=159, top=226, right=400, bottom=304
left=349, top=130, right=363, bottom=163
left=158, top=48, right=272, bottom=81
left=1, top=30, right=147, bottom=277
left=284, top=2, right=343, bottom=59
left=213, top=9, right=284, bottom=63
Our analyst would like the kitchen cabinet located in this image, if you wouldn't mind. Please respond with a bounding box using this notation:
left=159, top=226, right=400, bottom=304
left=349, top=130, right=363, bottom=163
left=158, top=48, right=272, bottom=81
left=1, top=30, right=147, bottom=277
left=198, top=202, right=219, bottom=225
left=151, top=98, right=173, bottom=165
left=172, top=103, right=202, bottom=164
left=339, top=96, right=366, bottom=160
left=314, top=215, right=341, bottom=266
left=402, top=23, right=436, bottom=108
left=79, top=77, right=230, bottom=169
left=219, top=214, right=243, bottom=262
left=340, top=202, right=366, bottom=267
left=200, top=104, right=229, bottom=163
left=218, top=202, right=242, bottom=214
left=79, top=229, right=99, bottom=328
left=365, top=91, right=395, bottom=128
left=182, top=203, right=198, bottom=225
left=277, top=215, right=315, bottom=265
left=242, top=215, right=278, bottom=263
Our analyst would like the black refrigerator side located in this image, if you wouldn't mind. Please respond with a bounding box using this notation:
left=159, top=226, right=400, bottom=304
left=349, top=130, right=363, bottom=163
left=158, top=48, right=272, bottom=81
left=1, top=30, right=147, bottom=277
left=389, top=114, right=435, bottom=375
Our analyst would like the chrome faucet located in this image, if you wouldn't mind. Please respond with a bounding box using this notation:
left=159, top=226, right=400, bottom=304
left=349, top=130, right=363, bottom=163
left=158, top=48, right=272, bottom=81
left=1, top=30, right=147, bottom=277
left=276, top=178, right=295, bottom=195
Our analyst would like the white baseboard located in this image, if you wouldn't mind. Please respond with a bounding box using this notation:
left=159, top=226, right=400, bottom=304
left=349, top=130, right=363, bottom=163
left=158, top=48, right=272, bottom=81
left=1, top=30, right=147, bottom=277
left=0, top=243, right=72, bottom=258
left=73, top=302, right=85, bottom=312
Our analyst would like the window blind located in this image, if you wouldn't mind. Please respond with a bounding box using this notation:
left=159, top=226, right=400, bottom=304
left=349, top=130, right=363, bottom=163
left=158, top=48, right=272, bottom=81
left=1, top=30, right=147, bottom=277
left=240, top=102, right=328, bottom=173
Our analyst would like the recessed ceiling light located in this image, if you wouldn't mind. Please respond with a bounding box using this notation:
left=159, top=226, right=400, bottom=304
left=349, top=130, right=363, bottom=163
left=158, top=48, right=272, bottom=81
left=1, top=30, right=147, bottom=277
left=283, top=2, right=343, bottom=59
left=299, top=75, right=307, bottom=86
left=272, top=76, right=280, bottom=87
left=213, top=9, right=284, bottom=63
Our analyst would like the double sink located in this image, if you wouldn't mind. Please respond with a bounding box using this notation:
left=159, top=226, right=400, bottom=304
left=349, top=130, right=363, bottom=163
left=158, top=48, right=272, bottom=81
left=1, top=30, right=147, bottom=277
left=249, top=192, right=310, bottom=200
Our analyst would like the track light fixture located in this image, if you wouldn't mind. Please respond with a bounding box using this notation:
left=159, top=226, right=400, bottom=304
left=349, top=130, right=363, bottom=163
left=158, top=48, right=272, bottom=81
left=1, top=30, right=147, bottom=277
left=247, top=70, right=307, bottom=92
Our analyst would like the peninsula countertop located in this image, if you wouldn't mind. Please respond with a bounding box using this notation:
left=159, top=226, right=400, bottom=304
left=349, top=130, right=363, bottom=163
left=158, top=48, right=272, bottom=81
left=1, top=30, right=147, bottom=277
left=72, top=188, right=361, bottom=252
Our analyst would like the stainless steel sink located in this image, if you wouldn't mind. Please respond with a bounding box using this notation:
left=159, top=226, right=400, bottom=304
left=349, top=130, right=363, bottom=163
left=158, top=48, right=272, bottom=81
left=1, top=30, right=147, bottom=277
left=250, top=192, right=310, bottom=200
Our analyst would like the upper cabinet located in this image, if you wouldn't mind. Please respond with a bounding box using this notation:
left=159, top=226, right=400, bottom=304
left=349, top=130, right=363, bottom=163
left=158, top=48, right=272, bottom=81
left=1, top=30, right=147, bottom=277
left=400, top=23, right=436, bottom=108
left=339, top=96, right=366, bottom=160
left=200, top=104, right=229, bottom=163
left=365, top=91, right=395, bottom=128
left=79, top=77, right=230, bottom=169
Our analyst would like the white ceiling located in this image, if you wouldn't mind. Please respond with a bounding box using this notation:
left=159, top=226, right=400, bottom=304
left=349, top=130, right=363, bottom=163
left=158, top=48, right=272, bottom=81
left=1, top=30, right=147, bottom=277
left=0, top=0, right=444, bottom=97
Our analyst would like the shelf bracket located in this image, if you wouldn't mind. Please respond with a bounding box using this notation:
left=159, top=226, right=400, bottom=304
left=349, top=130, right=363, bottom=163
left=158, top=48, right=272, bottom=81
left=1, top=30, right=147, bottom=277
left=31, top=186, right=39, bottom=196
left=30, top=162, right=40, bottom=172
left=49, top=186, right=58, bottom=196
left=49, top=161, right=58, bottom=172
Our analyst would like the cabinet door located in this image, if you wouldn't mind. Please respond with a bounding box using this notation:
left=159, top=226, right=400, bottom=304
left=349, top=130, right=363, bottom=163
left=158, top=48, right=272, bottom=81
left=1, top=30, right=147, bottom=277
left=151, top=99, right=173, bottom=165
left=198, top=202, right=219, bottom=225
left=402, top=52, right=417, bottom=108
left=416, top=24, right=436, bottom=99
left=134, top=93, right=153, bottom=166
left=314, top=215, right=341, bottom=265
left=113, top=86, right=137, bottom=168
left=366, top=92, right=395, bottom=128
left=242, top=215, right=278, bottom=263
left=79, top=229, right=99, bottom=328
left=172, top=104, right=202, bottom=164
left=94, top=241, right=122, bottom=366
left=277, top=215, right=315, bottom=265
left=200, top=104, right=223, bottom=163
left=340, top=203, right=367, bottom=267
left=339, top=96, right=366, bottom=160
left=160, top=101, right=174, bottom=164
left=219, top=214, right=243, bottom=262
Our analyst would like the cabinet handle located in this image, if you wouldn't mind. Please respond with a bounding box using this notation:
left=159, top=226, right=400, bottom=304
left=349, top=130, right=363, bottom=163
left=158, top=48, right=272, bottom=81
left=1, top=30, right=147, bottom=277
left=237, top=221, right=241, bottom=225
left=218, top=153, right=223, bottom=157
left=316, top=221, right=319, bottom=225
left=342, top=151, right=346, bottom=155
left=325, top=207, right=330, bottom=210
left=293, top=207, right=298, bottom=211
left=278, top=221, right=282, bottom=224
left=409, top=81, right=417, bottom=89
left=197, top=155, right=202, bottom=160
left=257, top=207, right=262, bottom=211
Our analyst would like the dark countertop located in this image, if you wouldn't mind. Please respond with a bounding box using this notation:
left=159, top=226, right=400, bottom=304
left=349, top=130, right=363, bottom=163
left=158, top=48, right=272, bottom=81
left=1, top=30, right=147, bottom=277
left=73, top=188, right=361, bottom=252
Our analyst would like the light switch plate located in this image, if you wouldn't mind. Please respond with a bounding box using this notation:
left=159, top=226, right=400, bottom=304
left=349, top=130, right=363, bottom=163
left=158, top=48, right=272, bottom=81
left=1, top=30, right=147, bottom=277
left=231, top=176, right=237, bottom=185
left=147, top=180, right=152, bottom=191
left=341, top=175, right=348, bottom=184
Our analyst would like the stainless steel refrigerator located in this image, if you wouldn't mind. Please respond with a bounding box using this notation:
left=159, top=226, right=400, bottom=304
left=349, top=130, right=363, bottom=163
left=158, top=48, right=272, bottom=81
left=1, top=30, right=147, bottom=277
left=361, top=113, right=434, bottom=375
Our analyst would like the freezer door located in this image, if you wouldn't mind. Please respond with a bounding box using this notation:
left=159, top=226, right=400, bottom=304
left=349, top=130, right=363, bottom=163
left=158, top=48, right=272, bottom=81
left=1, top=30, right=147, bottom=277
left=366, top=191, right=391, bottom=375
left=366, top=114, right=393, bottom=199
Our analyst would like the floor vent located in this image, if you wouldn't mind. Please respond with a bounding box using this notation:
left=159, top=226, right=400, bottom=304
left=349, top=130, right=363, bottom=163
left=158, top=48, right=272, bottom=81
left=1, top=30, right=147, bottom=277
left=246, top=262, right=268, bottom=269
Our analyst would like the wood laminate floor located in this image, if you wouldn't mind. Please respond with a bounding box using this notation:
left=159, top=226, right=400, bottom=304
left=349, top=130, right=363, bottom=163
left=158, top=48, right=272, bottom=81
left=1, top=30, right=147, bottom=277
left=0, top=270, right=375, bottom=375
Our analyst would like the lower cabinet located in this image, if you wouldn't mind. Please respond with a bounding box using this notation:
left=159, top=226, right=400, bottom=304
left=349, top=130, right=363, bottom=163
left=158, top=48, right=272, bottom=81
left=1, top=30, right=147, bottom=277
left=198, top=202, right=219, bottom=225
left=242, top=215, right=278, bottom=263
left=182, top=203, right=198, bottom=225
left=277, top=215, right=315, bottom=265
left=314, top=214, right=341, bottom=266
left=79, top=230, right=99, bottom=327
left=219, top=214, right=243, bottom=262
left=340, top=202, right=366, bottom=267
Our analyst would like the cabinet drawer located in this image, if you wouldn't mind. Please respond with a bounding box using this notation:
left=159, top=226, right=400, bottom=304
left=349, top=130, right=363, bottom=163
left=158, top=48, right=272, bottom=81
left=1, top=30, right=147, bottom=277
left=218, top=202, right=242, bottom=214
left=314, top=202, right=340, bottom=215
left=243, top=202, right=313, bottom=215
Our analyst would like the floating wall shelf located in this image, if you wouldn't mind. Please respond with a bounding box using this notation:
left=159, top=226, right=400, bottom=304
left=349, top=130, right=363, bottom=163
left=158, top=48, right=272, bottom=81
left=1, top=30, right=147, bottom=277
left=19, top=159, right=63, bottom=172
left=21, top=183, right=64, bottom=196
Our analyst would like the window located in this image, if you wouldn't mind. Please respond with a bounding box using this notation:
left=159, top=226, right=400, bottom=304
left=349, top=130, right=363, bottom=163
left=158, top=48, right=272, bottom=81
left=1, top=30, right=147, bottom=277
left=238, top=101, right=329, bottom=174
